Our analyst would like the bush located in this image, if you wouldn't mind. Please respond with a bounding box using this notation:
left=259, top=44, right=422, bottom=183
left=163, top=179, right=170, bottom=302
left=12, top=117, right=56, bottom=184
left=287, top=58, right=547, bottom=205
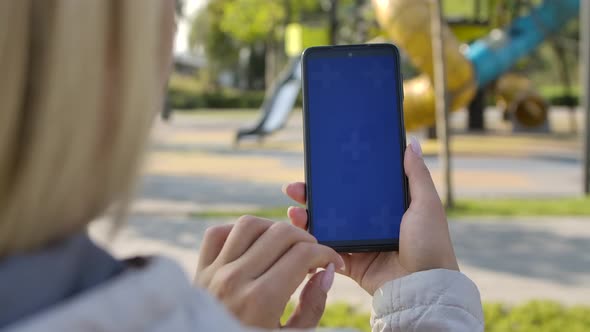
left=167, top=74, right=304, bottom=110
left=167, top=75, right=266, bottom=109
left=167, top=74, right=579, bottom=110
left=545, top=94, right=578, bottom=107
left=281, top=302, right=371, bottom=332
left=280, top=301, right=590, bottom=332
left=539, top=85, right=580, bottom=107
left=167, top=74, right=305, bottom=110
left=484, top=301, right=590, bottom=332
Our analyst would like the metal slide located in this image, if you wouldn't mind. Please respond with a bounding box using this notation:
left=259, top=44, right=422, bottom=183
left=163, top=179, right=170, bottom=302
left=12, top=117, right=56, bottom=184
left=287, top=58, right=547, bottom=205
left=236, top=0, right=580, bottom=141
left=234, top=58, right=301, bottom=144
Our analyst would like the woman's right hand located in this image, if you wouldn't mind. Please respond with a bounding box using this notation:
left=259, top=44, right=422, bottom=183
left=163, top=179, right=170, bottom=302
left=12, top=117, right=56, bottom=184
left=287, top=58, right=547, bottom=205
left=283, top=138, right=459, bottom=295
left=195, top=215, right=344, bottom=329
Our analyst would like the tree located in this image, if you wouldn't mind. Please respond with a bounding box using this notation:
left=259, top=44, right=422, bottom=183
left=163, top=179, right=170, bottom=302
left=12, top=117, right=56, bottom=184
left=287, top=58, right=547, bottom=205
left=190, top=0, right=240, bottom=90
left=218, top=0, right=322, bottom=86
left=189, top=0, right=378, bottom=90
left=219, top=1, right=285, bottom=44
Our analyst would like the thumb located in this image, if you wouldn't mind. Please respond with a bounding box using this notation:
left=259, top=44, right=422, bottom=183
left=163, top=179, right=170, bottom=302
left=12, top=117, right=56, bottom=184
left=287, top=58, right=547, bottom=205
left=284, top=264, right=335, bottom=329
left=404, top=137, right=440, bottom=206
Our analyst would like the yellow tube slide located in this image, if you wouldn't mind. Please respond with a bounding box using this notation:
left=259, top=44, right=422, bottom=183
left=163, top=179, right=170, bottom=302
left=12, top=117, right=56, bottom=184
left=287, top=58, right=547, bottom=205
left=495, top=73, right=548, bottom=128
left=372, top=0, right=477, bottom=131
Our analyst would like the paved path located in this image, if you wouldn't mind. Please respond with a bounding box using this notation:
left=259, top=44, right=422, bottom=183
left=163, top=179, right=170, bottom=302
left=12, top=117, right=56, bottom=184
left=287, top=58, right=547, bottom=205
left=145, top=109, right=584, bottom=214
left=88, top=109, right=590, bottom=311
left=91, top=215, right=590, bottom=311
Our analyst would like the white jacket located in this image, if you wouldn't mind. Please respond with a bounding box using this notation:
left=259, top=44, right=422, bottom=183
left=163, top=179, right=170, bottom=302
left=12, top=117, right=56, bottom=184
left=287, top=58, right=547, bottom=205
left=3, top=257, right=483, bottom=332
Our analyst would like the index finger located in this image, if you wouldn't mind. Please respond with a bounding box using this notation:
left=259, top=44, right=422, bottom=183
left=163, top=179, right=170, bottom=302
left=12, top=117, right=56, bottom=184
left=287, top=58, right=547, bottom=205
left=257, top=242, right=344, bottom=296
left=282, top=182, right=306, bottom=205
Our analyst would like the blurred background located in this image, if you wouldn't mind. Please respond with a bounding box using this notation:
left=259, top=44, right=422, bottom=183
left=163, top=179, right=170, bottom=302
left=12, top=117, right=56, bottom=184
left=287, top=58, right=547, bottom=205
left=91, top=0, right=590, bottom=330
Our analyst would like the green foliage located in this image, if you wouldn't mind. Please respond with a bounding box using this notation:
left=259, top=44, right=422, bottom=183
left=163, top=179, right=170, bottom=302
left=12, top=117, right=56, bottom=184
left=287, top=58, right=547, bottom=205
left=278, top=301, right=590, bottom=332
left=168, top=74, right=267, bottom=109
left=539, top=84, right=580, bottom=106
left=217, top=0, right=323, bottom=44
left=190, top=0, right=240, bottom=87
left=443, top=0, right=491, bottom=21
left=288, top=0, right=324, bottom=22
left=167, top=74, right=305, bottom=109
left=190, top=0, right=378, bottom=89
left=190, top=0, right=325, bottom=88
left=219, top=0, right=286, bottom=43
left=484, top=301, right=590, bottom=332
left=281, top=302, right=371, bottom=332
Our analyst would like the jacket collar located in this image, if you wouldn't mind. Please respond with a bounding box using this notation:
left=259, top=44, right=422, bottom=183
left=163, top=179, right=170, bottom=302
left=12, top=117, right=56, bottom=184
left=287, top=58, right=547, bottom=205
left=0, top=233, right=125, bottom=328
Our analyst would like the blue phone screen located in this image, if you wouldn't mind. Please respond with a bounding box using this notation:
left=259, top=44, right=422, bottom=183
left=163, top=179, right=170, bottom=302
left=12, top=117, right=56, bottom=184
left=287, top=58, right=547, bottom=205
left=305, top=52, right=405, bottom=243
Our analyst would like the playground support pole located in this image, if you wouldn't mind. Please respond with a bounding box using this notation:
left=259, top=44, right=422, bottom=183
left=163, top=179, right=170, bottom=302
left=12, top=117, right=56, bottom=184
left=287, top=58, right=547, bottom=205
left=329, top=0, right=339, bottom=45
left=582, top=0, right=590, bottom=194
left=430, top=0, right=453, bottom=208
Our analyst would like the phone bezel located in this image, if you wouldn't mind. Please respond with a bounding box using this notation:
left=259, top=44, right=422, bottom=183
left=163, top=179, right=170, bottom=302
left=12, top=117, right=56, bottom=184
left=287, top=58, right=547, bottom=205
left=301, top=43, right=409, bottom=252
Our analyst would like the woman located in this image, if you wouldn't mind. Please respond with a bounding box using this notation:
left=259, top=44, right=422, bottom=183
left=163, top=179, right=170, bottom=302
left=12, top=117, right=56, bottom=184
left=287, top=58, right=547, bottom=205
left=0, top=1, right=483, bottom=331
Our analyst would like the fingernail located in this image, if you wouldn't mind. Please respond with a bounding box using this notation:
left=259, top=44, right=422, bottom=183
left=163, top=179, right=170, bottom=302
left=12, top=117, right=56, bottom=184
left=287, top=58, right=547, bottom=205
left=320, top=263, right=335, bottom=292
left=409, top=136, right=423, bottom=157
left=287, top=206, right=295, bottom=215
left=337, top=256, right=346, bottom=272
left=281, top=184, right=289, bottom=195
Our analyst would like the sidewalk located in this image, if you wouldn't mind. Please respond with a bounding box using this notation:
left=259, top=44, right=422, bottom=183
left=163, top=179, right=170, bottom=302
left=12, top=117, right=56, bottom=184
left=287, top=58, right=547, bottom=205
left=89, top=110, right=590, bottom=311
left=148, top=110, right=584, bottom=204
left=91, top=215, right=590, bottom=311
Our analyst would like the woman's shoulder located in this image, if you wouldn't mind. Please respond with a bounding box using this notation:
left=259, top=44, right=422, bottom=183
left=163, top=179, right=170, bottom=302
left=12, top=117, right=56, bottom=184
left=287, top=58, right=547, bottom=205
left=3, top=257, right=249, bottom=332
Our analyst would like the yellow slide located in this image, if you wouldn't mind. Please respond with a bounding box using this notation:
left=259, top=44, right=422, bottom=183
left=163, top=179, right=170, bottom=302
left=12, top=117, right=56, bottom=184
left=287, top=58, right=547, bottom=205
left=373, top=0, right=477, bottom=131
left=237, top=0, right=575, bottom=142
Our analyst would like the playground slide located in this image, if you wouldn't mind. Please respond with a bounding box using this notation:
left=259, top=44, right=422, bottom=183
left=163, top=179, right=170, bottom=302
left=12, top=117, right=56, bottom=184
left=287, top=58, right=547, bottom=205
left=236, top=0, right=580, bottom=142
left=235, top=58, right=301, bottom=144
left=374, top=0, right=580, bottom=131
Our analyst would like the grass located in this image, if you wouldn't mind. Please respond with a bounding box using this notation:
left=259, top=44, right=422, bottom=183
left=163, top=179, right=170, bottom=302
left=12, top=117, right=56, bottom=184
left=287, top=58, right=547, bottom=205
left=448, top=197, right=590, bottom=218
left=191, top=206, right=291, bottom=219
left=280, top=301, right=590, bottom=332
left=190, top=196, right=590, bottom=220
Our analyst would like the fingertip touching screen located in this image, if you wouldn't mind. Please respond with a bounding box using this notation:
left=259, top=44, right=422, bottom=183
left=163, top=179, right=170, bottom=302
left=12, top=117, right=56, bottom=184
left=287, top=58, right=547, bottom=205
left=304, top=46, right=406, bottom=245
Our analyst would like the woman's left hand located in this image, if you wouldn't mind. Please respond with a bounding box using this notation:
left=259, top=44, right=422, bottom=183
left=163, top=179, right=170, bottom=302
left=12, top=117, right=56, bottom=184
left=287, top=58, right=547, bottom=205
left=195, top=215, right=344, bottom=329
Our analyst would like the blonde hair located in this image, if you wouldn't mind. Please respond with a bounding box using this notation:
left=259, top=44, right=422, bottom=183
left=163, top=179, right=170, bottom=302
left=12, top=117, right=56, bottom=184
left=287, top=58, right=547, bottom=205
left=0, top=1, right=171, bottom=256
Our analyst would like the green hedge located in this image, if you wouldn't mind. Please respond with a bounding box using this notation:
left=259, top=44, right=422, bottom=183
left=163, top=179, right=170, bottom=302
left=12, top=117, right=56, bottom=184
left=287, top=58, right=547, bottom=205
left=485, top=301, right=590, bottom=332
left=167, top=75, right=266, bottom=109
left=168, top=89, right=266, bottom=109
left=281, top=302, right=370, bottom=331
left=168, top=74, right=580, bottom=110
left=167, top=74, right=303, bottom=110
left=280, top=301, right=590, bottom=332
left=540, top=85, right=580, bottom=107
left=545, top=94, right=578, bottom=107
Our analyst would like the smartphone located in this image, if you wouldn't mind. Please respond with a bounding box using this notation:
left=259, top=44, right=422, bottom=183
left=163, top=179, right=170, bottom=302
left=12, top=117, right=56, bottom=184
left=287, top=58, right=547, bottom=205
left=301, top=43, right=409, bottom=252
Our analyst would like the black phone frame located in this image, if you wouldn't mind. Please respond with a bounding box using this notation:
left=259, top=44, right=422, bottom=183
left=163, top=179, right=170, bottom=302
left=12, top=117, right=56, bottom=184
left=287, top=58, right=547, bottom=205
left=301, top=43, right=410, bottom=252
